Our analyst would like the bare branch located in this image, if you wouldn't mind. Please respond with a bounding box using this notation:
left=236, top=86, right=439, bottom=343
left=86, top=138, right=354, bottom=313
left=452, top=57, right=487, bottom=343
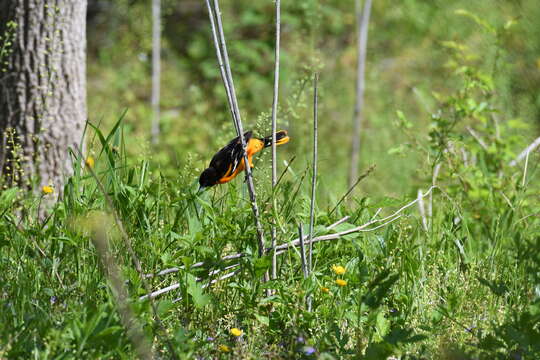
left=329, top=164, right=375, bottom=216
left=144, top=217, right=350, bottom=279
left=151, top=0, right=161, bottom=144
left=417, top=189, right=428, bottom=231
left=298, top=224, right=308, bottom=278
left=429, top=163, right=441, bottom=221
left=466, top=126, right=488, bottom=150
left=143, top=188, right=438, bottom=301
left=270, top=0, right=281, bottom=281
left=203, top=0, right=237, bottom=132
left=308, top=73, right=319, bottom=273
left=140, top=263, right=241, bottom=301
left=205, top=0, right=267, bottom=267
left=510, top=136, right=540, bottom=167
left=348, top=0, right=372, bottom=187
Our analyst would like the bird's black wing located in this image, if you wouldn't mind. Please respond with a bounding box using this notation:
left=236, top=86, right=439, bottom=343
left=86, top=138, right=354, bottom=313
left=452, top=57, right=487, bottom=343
left=208, top=131, right=252, bottom=179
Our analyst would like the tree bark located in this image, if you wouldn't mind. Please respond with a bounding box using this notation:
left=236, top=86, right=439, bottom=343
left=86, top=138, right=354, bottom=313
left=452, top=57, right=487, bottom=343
left=0, top=0, right=87, bottom=194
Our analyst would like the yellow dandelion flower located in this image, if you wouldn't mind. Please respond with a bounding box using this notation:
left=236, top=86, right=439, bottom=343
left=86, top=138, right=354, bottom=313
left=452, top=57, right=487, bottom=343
left=320, top=286, right=330, bottom=293
left=218, top=344, right=231, bottom=353
left=331, top=265, right=346, bottom=275
left=42, top=186, right=54, bottom=195
left=536, top=58, right=540, bottom=69
left=85, top=156, right=95, bottom=169
left=230, top=328, right=243, bottom=337
left=335, top=279, right=347, bottom=287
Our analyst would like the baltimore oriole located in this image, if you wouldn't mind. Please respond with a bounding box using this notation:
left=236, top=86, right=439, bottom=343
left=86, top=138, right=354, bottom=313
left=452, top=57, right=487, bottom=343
left=198, top=130, right=290, bottom=189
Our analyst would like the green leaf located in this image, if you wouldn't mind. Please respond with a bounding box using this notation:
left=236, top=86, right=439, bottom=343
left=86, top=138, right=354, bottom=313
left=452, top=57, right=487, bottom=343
left=253, top=256, right=272, bottom=277
left=254, top=313, right=269, bottom=326
left=157, top=300, right=175, bottom=318
left=454, top=9, right=496, bottom=34
left=186, top=275, right=210, bottom=309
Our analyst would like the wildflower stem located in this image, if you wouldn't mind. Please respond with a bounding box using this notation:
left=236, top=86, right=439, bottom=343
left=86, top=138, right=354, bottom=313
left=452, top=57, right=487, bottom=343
left=270, top=0, right=281, bottom=283
left=298, top=224, right=308, bottom=279
left=308, top=73, right=319, bottom=273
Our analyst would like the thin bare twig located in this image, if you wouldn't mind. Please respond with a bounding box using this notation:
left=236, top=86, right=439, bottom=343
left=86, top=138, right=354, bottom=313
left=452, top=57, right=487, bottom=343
left=329, top=164, right=375, bottom=216
left=510, top=136, right=540, bottom=166
left=429, top=163, right=441, bottom=221
left=145, top=217, right=350, bottom=279
left=327, top=216, right=351, bottom=230
left=270, top=0, right=281, bottom=281
left=522, top=147, right=530, bottom=188
left=274, top=155, right=296, bottom=189
left=466, top=126, right=488, bottom=151
left=417, top=189, right=428, bottom=231
left=275, top=186, right=437, bottom=254
left=140, top=263, right=241, bottom=300
left=205, top=0, right=267, bottom=267
left=348, top=0, right=372, bottom=187
left=144, top=188, right=438, bottom=300
left=298, top=224, right=308, bottom=278
left=308, top=73, right=319, bottom=273
left=147, top=186, right=438, bottom=289
left=173, top=269, right=241, bottom=303
left=203, top=0, right=237, bottom=133
left=151, top=0, right=161, bottom=144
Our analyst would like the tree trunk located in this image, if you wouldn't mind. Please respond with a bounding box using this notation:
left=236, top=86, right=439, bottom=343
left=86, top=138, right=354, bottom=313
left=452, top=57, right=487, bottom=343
left=0, top=0, right=87, bottom=194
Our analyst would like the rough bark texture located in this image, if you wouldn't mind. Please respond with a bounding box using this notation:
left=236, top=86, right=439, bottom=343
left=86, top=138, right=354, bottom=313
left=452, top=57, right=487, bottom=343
left=0, top=0, right=87, bottom=193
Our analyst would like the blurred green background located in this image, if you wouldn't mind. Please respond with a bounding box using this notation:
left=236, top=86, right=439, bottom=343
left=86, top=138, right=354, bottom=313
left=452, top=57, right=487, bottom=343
left=86, top=0, right=540, bottom=200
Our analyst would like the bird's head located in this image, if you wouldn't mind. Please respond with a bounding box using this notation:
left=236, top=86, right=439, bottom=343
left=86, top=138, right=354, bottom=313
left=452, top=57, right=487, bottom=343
left=198, top=167, right=218, bottom=191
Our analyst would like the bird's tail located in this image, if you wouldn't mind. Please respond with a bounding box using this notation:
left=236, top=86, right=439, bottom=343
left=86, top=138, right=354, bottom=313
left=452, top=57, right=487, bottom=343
left=262, top=130, right=290, bottom=148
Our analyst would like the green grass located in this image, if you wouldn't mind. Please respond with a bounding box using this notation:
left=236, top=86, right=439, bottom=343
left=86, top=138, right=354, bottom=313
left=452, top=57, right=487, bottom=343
left=1, top=106, right=539, bottom=358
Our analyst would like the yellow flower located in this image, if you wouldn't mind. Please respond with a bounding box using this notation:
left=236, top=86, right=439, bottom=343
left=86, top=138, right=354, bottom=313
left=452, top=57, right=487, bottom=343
left=42, top=186, right=54, bottom=195
left=230, top=328, right=243, bottom=337
left=536, top=58, right=540, bottom=69
left=331, top=265, right=346, bottom=275
left=320, top=286, right=330, bottom=293
left=218, top=344, right=231, bottom=353
left=85, top=156, right=95, bottom=169
left=335, top=279, right=347, bottom=287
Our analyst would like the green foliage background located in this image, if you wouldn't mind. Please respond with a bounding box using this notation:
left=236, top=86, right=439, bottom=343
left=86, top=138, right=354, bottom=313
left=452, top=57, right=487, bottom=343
left=86, top=0, right=540, bottom=198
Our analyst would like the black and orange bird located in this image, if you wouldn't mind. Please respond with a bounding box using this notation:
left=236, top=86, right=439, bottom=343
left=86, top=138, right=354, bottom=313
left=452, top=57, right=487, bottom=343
left=198, top=130, right=290, bottom=190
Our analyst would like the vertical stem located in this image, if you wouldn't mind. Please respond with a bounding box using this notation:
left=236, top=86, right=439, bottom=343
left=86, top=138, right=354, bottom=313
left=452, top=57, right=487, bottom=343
left=298, top=223, right=311, bottom=311
left=203, top=0, right=238, bottom=135
left=429, top=163, right=441, bottom=226
left=308, top=73, right=318, bottom=273
left=348, top=0, right=372, bottom=187
left=417, top=189, right=428, bottom=232
left=270, top=0, right=281, bottom=280
left=206, top=0, right=267, bottom=275
left=151, top=0, right=161, bottom=144
left=298, top=224, right=308, bottom=279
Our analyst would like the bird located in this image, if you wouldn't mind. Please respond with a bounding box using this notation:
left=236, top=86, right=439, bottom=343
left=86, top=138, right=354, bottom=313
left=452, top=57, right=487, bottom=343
left=198, top=130, right=290, bottom=190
